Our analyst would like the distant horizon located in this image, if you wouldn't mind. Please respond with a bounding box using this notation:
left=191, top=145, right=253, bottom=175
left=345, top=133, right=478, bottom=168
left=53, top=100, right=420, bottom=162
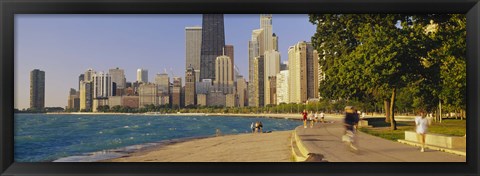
left=14, top=14, right=316, bottom=109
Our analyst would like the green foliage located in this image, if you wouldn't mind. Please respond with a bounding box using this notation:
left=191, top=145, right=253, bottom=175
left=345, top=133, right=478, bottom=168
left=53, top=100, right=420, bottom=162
left=309, top=14, right=466, bottom=129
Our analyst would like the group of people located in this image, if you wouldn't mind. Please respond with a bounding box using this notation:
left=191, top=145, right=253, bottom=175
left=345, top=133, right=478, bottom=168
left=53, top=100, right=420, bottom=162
left=301, top=110, right=325, bottom=128
left=250, top=121, right=263, bottom=133
left=341, top=105, right=430, bottom=153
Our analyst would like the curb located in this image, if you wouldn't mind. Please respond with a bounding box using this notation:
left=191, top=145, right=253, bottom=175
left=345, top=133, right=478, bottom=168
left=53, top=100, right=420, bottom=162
left=397, top=139, right=466, bottom=156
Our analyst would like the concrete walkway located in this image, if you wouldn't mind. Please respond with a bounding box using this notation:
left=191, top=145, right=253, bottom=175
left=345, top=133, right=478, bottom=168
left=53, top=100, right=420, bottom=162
left=294, top=118, right=466, bottom=162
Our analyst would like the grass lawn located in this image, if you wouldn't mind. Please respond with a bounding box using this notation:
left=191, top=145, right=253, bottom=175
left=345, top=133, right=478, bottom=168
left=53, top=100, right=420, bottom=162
left=359, top=118, right=466, bottom=141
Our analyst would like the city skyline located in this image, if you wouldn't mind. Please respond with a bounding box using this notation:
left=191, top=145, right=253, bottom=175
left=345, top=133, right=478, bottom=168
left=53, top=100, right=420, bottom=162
left=15, top=14, right=315, bottom=109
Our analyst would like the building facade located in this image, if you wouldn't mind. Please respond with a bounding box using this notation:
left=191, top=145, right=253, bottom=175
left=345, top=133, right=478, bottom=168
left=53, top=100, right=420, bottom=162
left=185, top=67, right=196, bottom=106
left=185, top=26, right=202, bottom=82
left=80, top=80, right=93, bottom=111
left=92, top=72, right=113, bottom=98
left=172, top=77, right=182, bottom=107
left=30, top=69, right=45, bottom=110
left=139, top=83, right=158, bottom=108
left=288, top=41, right=319, bottom=103
left=109, top=67, right=126, bottom=90
left=137, top=68, right=148, bottom=83
left=253, top=56, right=265, bottom=107
left=236, top=76, right=248, bottom=107
left=276, top=70, right=289, bottom=104
left=200, top=14, right=225, bottom=81
left=214, top=55, right=234, bottom=94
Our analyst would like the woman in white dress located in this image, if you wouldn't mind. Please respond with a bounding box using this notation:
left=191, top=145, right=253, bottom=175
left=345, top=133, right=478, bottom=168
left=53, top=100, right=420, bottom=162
left=415, top=110, right=429, bottom=152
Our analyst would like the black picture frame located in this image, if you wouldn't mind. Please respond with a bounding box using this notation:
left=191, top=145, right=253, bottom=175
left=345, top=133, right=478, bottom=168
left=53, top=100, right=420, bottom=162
left=1, top=0, right=479, bottom=175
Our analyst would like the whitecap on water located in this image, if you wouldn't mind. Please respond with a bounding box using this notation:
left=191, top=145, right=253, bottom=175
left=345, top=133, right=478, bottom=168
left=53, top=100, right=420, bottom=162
left=123, top=126, right=129, bottom=128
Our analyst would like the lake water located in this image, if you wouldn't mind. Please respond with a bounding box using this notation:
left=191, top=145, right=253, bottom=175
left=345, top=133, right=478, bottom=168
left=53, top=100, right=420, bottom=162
left=14, top=114, right=301, bottom=162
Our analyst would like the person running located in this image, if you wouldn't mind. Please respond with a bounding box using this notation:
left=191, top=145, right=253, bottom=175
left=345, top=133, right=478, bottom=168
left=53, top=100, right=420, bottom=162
left=301, top=110, right=308, bottom=128
left=343, top=106, right=360, bottom=151
left=415, top=110, right=429, bottom=152
left=314, top=112, right=319, bottom=124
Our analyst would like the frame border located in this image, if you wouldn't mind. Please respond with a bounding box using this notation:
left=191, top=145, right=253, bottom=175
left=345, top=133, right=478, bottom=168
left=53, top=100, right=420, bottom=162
left=1, top=0, right=479, bottom=175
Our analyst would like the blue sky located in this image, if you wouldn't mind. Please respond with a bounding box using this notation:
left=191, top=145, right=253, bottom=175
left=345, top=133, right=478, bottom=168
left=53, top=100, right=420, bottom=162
left=14, top=14, right=316, bottom=109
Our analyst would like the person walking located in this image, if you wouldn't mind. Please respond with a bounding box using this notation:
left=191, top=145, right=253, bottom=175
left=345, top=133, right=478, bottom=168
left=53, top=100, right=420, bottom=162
left=415, top=110, right=429, bottom=152
left=309, top=111, right=315, bottom=128
left=250, top=122, right=255, bottom=133
left=320, top=111, right=325, bottom=123
left=302, top=110, right=308, bottom=128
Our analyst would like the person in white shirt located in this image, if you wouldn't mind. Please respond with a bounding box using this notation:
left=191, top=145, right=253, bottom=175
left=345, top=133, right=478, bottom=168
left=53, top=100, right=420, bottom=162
left=415, top=110, right=429, bottom=152
left=320, top=112, right=325, bottom=123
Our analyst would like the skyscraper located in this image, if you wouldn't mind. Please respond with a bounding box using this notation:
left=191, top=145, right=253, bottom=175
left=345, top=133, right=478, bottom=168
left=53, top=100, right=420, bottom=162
left=288, top=41, right=319, bottom=103
left=264, top=50, right=281, bottom=105
left=214, top=55, right=234, bottom=94
left=224, top=44, right=234, bottom=79
left=137, top=68, right=148, bottom=83
left=80, top=80, right=93, bottom=111
left=185, top=26, right=202, bottom=82
left=84, top=69, right=95, bottom=82
left=78, top=74, right=84, bottom=90
left=30, top=69, right=45, bottom=110
left=109, top=67, right=126, bottom=89
left=172, top=77, right=182, bottom=107
left=236, top=76, right=248, bottom=107
left=185, top=66, right=196, bottom=106
left=272, top=33, right=279, bottom=51
left=253, top=56, right=264, bottom=107
left=276, top=70, right=289, bottom=104
left=248, top=29, right=263, bottom=106
left=260, top=14, right=273, bottom=52
left=92, top=72, right=113, bottom=98
left=200, top=14, right=225, bottom=81
left=139, top=83, right=158, bottom=108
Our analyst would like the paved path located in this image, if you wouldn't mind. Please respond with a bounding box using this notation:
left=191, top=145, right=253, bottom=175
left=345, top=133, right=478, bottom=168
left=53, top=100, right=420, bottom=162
left=296, top=118, right=466, bottom=162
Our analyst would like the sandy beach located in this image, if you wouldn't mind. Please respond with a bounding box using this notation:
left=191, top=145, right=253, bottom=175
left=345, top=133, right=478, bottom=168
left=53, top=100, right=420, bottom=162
left=102, top=131, right=293, bottom=162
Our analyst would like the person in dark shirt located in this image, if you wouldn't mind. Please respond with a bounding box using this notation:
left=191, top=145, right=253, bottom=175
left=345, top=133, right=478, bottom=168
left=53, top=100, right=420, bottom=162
left=343, top=106, right=360, bottom=151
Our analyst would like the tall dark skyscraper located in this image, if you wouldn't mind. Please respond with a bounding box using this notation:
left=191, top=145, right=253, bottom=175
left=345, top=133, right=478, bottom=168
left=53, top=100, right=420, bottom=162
left=30, top=69, right=45, bottom=110
left=200, top=14, right=225, bottom=81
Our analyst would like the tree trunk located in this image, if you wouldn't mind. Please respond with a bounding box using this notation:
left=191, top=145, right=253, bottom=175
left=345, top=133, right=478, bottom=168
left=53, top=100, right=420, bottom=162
left=389, top=88, right=397, bottom=130
left=439, top=101, right=442, bottom=123
left=384, top=100, right=390, bottom=123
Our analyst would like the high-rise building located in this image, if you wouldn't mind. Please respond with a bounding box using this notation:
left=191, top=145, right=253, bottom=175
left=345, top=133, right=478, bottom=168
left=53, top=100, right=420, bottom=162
left=30, top=69, right=45, bottom=110
left=155, top=73, right=170, bottom=105
left=185, top=26, right=202, bottom=82
left=172, top=77, right=182, bottom=107
left=139, top=83, right=158, bottom=108
left=79, top=80, right=93, bottom=111
left=260, top=14, right=273, bottom=52
left=272, top=33, right=279, bottom=51
left=137, top=68, right=148, bottom=83
left=78, top=74, right=84, bottom=90
left=200, top=14, right=225, bottom=81
left=185, top=66, right=196, bottom=106
left=67, top=88, right=80, bottom=111
left=276, top=70, right=289, bottom=104
left=92, top=72, right=113, bottom=98
left=265, top=76, right=277, bottom=105
left=248, top=29, right=263, bottom=106
left=236, top=76, right=248, bottom=107
left=84, top=68, right=95, bottom=82
left=214, top=55, right=234, bottom=94
left=224, top=45, right=234, bottom=79
left=264, top=50, right=280, bottom=103
left=109, top=67, right=126, bottom=89
left=288, top=41, right=319, bottom=103
left=253, top=56, right=265, bottom=107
